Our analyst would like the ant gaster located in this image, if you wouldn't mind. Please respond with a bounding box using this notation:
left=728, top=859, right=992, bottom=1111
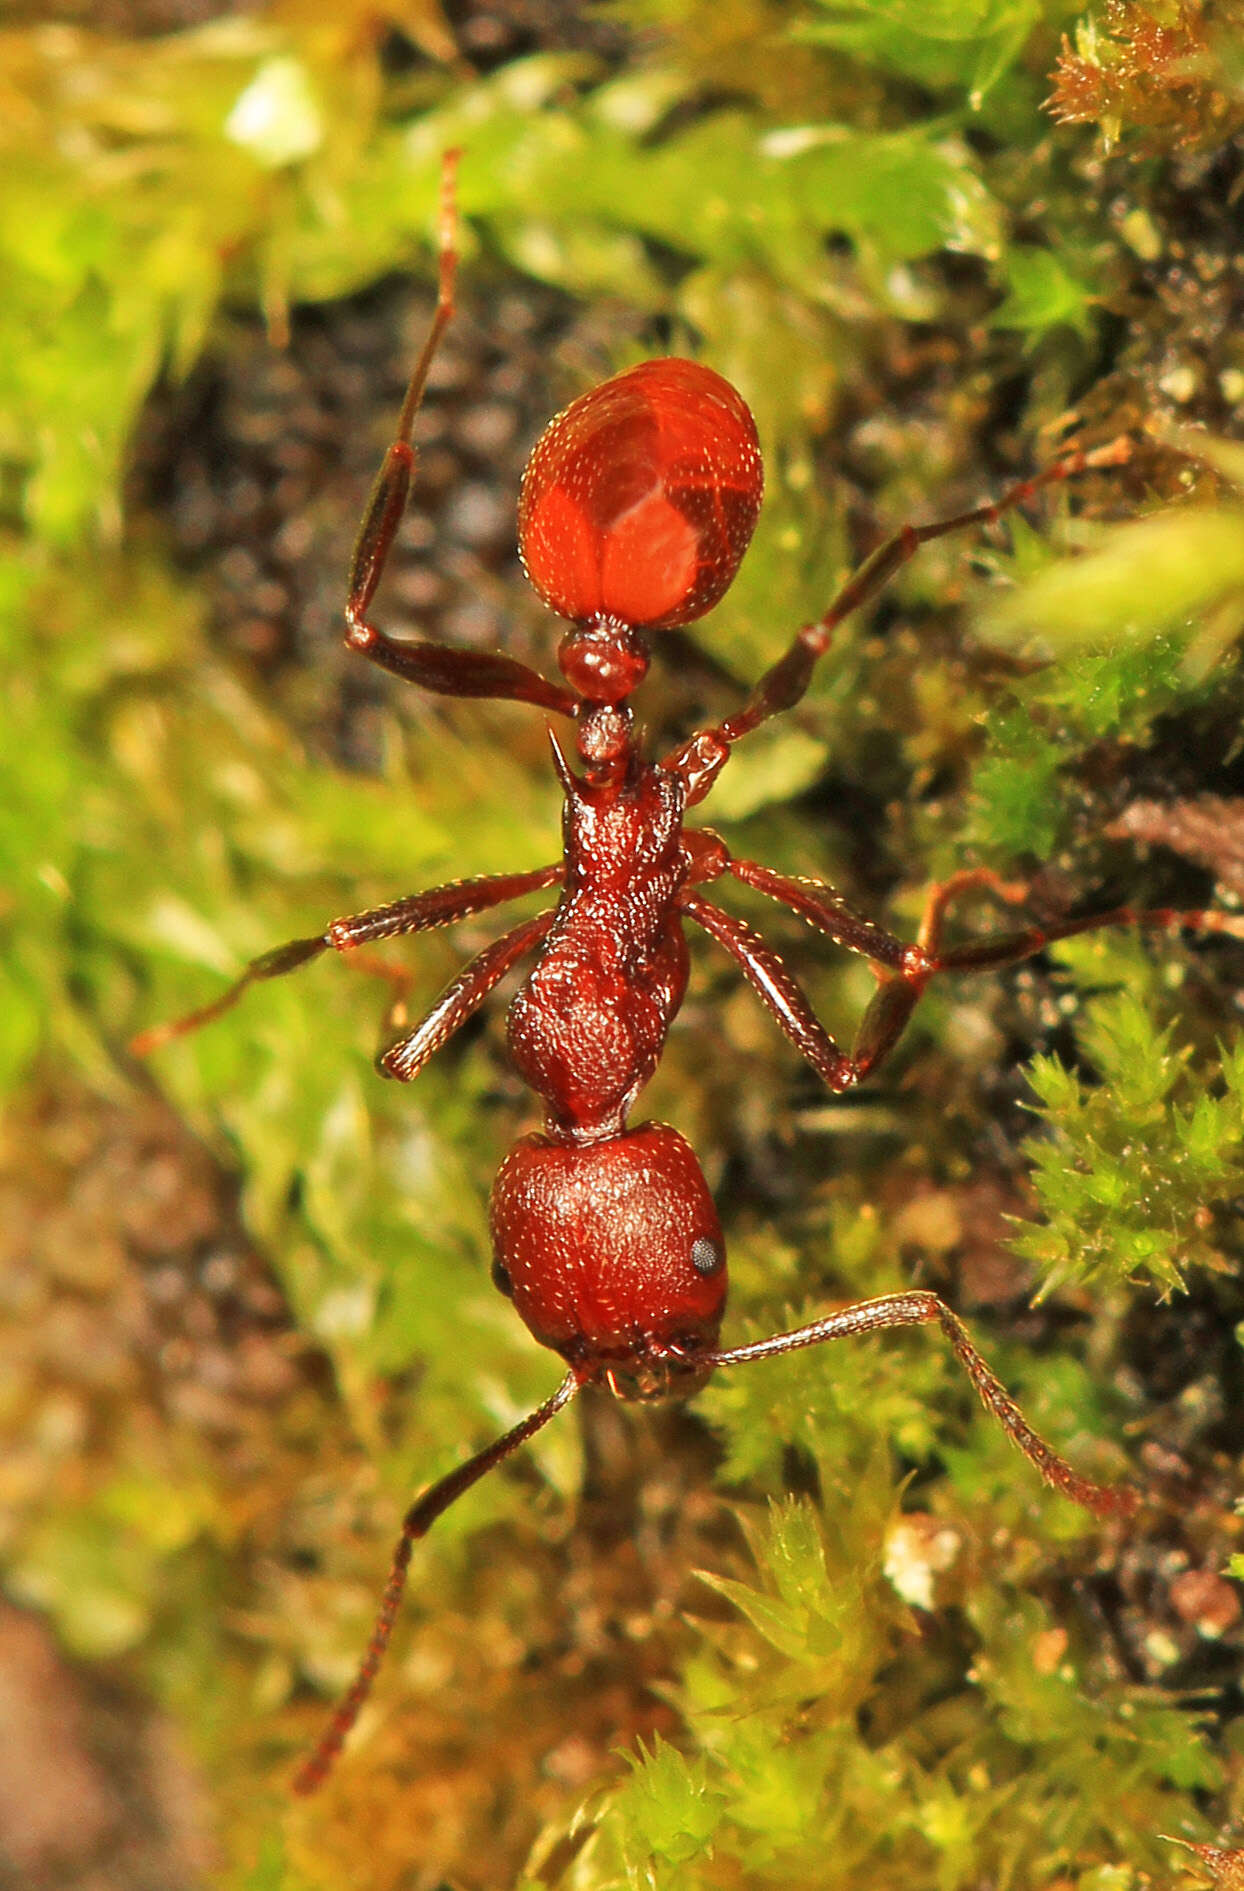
left=133, top=153, right=1242, bottom=1792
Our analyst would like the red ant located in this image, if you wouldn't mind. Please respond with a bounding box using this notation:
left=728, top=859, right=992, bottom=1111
left=134, top=153, right=1241, bottom=1792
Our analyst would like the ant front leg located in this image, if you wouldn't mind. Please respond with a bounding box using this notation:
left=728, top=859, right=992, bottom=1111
left=131, top=864, right=562, bottom=1056
left=344, top=149, right=576, bottom=722
left=379, top=908, right=554, bottom=1081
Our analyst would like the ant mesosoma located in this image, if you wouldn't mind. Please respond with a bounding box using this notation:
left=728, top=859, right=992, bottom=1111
left=134, top=153, right=1240, bottom=1792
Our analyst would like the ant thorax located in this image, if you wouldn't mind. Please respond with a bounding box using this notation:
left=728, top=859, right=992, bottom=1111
left=507, top=744, right=690, bottom=1144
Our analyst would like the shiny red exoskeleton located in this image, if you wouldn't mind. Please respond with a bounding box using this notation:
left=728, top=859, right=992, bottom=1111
left=134, top=156, right=1243, bottom=1790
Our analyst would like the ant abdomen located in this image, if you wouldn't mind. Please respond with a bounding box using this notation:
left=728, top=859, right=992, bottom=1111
left=489, top=1122, right=727, bottom=1396
left=518, top=357, right=764, bottom=631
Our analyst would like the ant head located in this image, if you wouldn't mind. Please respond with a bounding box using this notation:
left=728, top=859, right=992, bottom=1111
left=488, top=1121, right=727, bottom=1398
left=519, top=358, right=764, bottom=670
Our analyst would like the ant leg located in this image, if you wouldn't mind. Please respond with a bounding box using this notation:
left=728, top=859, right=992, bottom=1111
left=292, top=1368, right=580, bottom=1795
left=918, top=891, right=1244, bottom=979
left=380, top=908, right=554, bottom=1081
left=345, top=149, right=575, bottom=720
left=681, top=891, right=857, bottom=1091
left=346, top=609, right=576, bottom=716
left=683, top=887, right=927, bottom=1090
left=131, top=864, right=562, bottom=1056
left=326, top=864, right=562, bottom=950
left=705, top=1292, right=1134, bottom=1519
left=664, top=438, right=1133, bottom=804
left=724, top=855, right=912, bottom=972
left=684, top=902, right=1139, bottom=1516
left=726, top=857, right=1031, bottom=966
left=698, top=839, right=1020, bottom=973
left=916, top=867, right=1031, bottom=955
left=693, top=850, right=933, bottom=1076
left=717, top=860, right=1028, bottom=1074
left=130, top=933, right=334, bottom=1056
left=698, top=859, right=1244, bottom=1087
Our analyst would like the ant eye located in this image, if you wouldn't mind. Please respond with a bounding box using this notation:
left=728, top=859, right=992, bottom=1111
left=690, top=1235, right=724, bottom=1277
left=491, top=1259, right=514, bottom=1297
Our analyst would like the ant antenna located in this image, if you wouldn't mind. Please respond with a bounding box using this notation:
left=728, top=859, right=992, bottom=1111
left=294, top=1271, right=1137, bottom=1792
left=705, top=1294, right=1136, bottom=1521
left=292, top=1370, right=579, bottom=1796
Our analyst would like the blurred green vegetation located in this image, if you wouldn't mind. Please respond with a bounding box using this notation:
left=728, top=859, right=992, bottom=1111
left=3, top=1, right=1244, bottom=1887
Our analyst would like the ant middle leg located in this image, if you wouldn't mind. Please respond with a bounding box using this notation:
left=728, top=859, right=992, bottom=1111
left=379, top=908, right=554, bottom=1082
left=684, top=852, right=1006, bottom=1090
left=683, top=859, right=1244, bottom=1096
left=915, top=866, right=1031, bottom=954
left=680, top=891, right=860, bottom=1092
left=682, top=886, right=934, bottom=1089
left=130, top=863, right=562, bottom=1057
left=916, top=881, right=1244, bottom=978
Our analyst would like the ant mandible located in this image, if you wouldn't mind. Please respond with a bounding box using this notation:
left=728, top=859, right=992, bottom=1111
left=133, top=152, right=1240, bottom=1792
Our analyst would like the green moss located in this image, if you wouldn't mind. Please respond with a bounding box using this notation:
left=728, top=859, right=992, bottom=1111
left=1014, top=950, right=1244, bottom=1298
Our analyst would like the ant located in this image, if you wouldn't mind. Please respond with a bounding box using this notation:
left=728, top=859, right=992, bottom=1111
left=134, top=152, right=1241, bottom=1793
